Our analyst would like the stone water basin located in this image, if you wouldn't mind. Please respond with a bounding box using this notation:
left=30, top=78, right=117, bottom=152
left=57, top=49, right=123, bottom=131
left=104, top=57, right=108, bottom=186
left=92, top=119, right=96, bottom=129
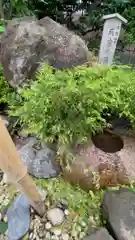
left=63, top=130, right=135, bottom=191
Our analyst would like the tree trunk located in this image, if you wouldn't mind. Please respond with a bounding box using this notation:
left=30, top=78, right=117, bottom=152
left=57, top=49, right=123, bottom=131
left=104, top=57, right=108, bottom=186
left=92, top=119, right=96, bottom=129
left=0, top=0, right=4, bottom=19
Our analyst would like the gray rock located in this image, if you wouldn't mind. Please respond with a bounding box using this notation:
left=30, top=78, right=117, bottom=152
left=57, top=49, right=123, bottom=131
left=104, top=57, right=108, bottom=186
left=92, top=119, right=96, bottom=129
left=7, top=16, right=37, bottom=27
left=58, top=199, right=68, bottom=210
left=84, top=228, right=114, bottom=240
left=0, top=17, right=89, bottom=88
left=7, top=194, right=30, bottom=240
left=18, top=129, right=28, bottom=138
left=37, top=186, right=47, bottom=201
left=102, top=188, right=135, bottom=240
left=45, top=222, right=52, bottom=230
left=19, top=137, right=36, bottom=168
left=47, top=208, right=64, bottom=226
left=31, top=147, right=59, bottom=178
left=18, top=137, right=60, bottom=178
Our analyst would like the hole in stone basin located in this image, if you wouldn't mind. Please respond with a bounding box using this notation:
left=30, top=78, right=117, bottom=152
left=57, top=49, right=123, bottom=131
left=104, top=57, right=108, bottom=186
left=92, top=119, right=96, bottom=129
left=92, top=130, right=124, bottom=153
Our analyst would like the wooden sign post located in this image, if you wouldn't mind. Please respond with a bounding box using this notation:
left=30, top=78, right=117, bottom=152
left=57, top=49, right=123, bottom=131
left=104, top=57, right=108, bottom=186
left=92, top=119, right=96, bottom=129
left=0, top=120, right=45, bottom=217
left=99, top=13, right=127, bottom=65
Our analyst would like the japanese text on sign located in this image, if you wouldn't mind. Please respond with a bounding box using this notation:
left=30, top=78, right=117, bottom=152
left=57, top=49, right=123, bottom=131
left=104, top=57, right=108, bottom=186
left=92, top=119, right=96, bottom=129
left=103, top=25, right=121, bottom=64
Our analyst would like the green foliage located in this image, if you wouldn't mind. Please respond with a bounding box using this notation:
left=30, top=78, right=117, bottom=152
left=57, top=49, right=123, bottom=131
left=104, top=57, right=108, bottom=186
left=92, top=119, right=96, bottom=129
left=0, top=19, right=5, bottom=32
left=36, top=178, right=104, bottom=227
left=8, top=64, right=135, bottom=145
left=0, top=25, right=5, bottom=32
left=0, top=0, right=34, bottom=20
left=0, top=19, right=6, bottom=34
left=122, top=5, right=135, bottom=44
left=11, top=0, right=33, bottom=17
left=0, top=65, right=20, bottom=135
left=0, top=65, right=13, bottom=105
left=35, top=177, right=135, bottom=233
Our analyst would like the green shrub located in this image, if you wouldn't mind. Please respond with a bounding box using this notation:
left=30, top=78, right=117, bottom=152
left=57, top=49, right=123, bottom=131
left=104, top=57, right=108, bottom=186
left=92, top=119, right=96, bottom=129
left=0, top=65, right=13, bottom=105
left=8, top=64, right=135, bottom=145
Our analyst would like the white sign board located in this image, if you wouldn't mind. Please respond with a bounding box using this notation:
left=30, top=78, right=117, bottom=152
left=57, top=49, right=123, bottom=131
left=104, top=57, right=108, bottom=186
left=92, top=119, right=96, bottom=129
left=99, top=13, right=127, bottom=65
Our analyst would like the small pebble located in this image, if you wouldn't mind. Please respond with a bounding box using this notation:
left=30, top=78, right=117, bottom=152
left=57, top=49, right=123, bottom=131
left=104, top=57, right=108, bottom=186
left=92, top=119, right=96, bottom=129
left=0, top=195, right=5, bottom=201
left=60, top=199, right=68, bottom=207
left=32, top=233, right=37, bottom=239
left=40, top=218, right=47, bottom=224
left=61, top=233, right=69, bottom=240
left=3, top=215, right=7, bottom=223
left=45, top=222, right=52, bottom=230
left=71, top=229, right=78, bottom=238
left=35, top=237, right=40, bottom=240
left=76, top=225, right=82, bottom=232
left=58, top=200, right=68, bottom=210
left=80, top=221, right=87, bottom=227
left=35, top=215, right=41, bottom=222
left=79, top=231, right=86, bottom=239
left=29, top=232, right=33, bottom=239
left=4, top=199, right=9, bottom=205
left=64, top=209, right=69, bottom=216
left=51, top=236, right=59, bottom=240
left=30, top=220, right=34, bottom=230
left=53, top=228, right=62, bottom=236
left=47, top=208, right=64, bottom=226
left=38, top=231, right=44, bottom=238
left=45, top=200, right=50, bottom=208
left=45, top=232, right=51, bottom=239
left=31, top=208, right=34, bottom=214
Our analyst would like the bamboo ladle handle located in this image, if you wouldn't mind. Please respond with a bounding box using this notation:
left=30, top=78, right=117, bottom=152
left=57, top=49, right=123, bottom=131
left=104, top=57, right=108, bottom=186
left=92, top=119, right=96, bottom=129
left=0, top=120, right=45, bottom=217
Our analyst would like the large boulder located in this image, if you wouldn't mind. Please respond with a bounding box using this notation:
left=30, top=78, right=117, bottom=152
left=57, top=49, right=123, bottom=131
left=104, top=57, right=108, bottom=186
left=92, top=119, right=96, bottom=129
left=84, top=228, right=114, bottom=240
left=7, top=16, right=37, bottom=27
left=0, top=17, right=89, bottom=88
left=62, top=130, right=135, bottom=191
left=102, top=188, right=135, bottom=240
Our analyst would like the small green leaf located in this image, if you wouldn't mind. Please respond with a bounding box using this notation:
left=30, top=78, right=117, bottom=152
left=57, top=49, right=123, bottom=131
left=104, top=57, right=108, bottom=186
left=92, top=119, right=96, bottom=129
left=23, top=233, right=28, bottom=240
left=0, top=25, right=5, bottom=32
left=0, top=221, right=8, bottom=233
